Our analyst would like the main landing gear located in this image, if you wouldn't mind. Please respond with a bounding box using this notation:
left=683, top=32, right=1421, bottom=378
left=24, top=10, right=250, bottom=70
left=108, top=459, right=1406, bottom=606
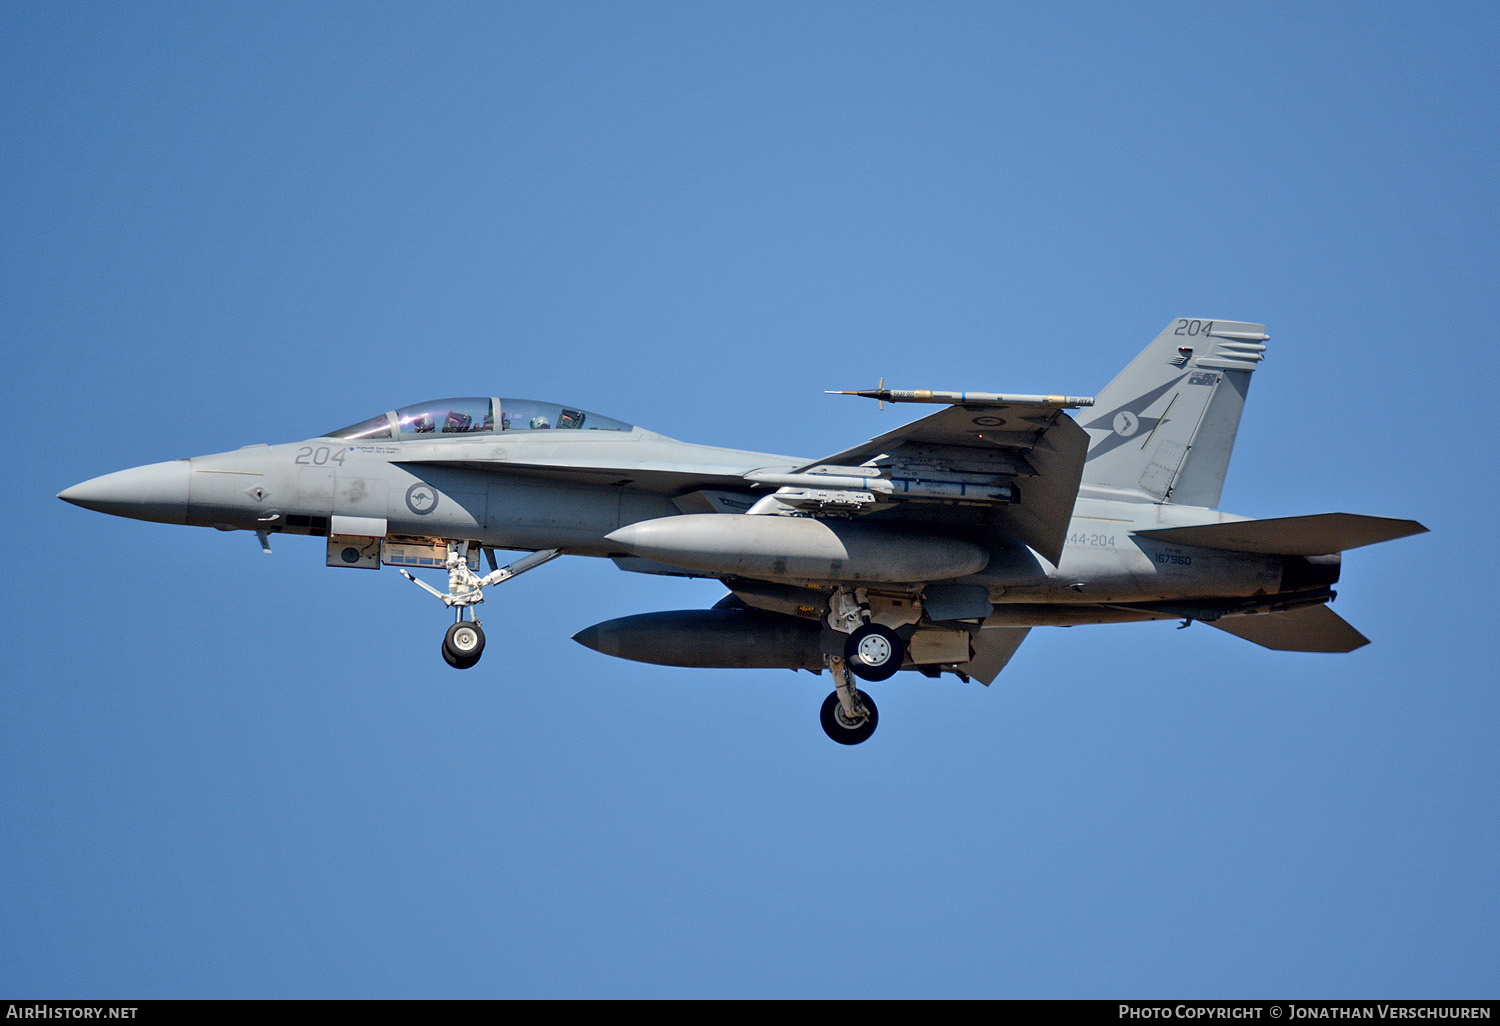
left=400, top=542, right=561, bottom=669
left=827, top=585, right=905, bottom=681
left=846, top=622, right=902, bottom=681
left=818, top=586, right=904, bottom=744
left=821, top=655, right=879, bottom=745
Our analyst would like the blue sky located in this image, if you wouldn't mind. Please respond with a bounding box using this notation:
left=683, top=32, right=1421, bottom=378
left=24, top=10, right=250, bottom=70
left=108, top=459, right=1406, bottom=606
left=3, top=2, right=1497, bottom=998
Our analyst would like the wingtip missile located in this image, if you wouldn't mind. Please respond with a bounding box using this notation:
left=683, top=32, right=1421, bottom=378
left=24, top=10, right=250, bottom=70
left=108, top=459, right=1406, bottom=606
left=826, top=388, right=1094, bottom=408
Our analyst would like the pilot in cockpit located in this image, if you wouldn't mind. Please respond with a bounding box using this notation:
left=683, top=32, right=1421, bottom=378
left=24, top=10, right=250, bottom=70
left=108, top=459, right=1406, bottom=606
left=529, top=415, right=551, bottom=429
left=444, top=411, right=472, bottom=433
left=410, top=413, right=435, bottom=433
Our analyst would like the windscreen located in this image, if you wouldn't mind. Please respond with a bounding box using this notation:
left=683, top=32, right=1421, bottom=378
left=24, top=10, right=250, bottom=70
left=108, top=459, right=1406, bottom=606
left=327, top=414, right=393, bottom=440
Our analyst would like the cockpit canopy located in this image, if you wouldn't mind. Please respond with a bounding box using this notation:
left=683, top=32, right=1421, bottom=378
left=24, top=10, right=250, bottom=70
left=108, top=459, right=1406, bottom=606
left=327, top=398, right=632, bottom=441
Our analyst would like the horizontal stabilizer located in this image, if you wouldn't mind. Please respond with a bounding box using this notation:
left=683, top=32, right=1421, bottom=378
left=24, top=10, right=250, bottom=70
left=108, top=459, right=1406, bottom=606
left=1134, top=513, right=1427, bottom=555
left=1208, top=604, right=1368, bottom=652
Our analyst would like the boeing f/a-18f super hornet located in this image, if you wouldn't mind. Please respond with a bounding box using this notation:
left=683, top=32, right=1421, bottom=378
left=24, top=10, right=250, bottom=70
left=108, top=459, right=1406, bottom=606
left=60, top=319, right=1425, bottom=743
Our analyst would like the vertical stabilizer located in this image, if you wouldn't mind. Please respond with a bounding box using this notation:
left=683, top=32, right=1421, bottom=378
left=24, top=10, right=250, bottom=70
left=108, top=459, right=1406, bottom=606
left=1077, top=318, right=1267, bottom=505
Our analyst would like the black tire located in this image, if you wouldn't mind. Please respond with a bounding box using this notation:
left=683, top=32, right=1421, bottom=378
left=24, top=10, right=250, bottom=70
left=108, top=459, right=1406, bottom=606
left=442, top=644, right=479, bottom=669
left=820, top=689, right=879, bottom=745
left=444, top=621, right=485, bottom=661
left=845, top=623, right=903, bottom=682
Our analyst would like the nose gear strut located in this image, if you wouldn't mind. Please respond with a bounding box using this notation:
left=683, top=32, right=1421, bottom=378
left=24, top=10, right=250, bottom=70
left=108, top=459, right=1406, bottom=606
left=399, top=542, right=562, bottom=668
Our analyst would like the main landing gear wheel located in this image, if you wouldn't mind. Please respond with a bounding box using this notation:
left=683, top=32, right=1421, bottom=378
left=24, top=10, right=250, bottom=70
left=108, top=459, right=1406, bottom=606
left=845, top=623, right=903, bottom=682
left=821, top=689, right=879, bottom=745
left=443, top=621, right=485, bottom=669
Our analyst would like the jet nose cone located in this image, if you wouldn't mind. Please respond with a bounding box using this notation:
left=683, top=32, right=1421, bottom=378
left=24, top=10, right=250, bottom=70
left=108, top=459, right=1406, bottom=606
left=58, top=460, right=191, bottom=525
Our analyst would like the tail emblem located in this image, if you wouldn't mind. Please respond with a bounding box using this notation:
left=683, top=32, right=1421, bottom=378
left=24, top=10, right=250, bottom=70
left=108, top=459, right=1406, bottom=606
left=1079, top=373, right=1186, bottom=461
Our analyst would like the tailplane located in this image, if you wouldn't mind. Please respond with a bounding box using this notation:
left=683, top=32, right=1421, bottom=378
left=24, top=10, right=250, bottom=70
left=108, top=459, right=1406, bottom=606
left=1079, top=318, right=1268, bottom=505
left=1208, top=604, right=1369, bottom=653
left=1134, top=513, right=1428, bottom=555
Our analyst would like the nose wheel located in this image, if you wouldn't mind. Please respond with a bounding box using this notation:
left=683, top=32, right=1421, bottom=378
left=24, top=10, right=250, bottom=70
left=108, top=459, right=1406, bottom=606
left=443, top=620, right=486, bottom=669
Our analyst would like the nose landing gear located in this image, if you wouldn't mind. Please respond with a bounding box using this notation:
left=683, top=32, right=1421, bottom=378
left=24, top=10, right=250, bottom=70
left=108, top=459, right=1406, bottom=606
left=400, top=542, right=561, bottom=669
left=442, top=620, right=485, bottom=669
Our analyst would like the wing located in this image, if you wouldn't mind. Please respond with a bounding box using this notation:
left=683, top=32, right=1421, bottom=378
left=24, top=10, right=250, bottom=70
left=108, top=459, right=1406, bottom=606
left=793, top=402, right=1089, bottom=565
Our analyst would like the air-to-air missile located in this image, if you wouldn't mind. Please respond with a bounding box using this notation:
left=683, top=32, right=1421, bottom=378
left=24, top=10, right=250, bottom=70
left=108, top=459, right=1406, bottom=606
left=827, top=388, right=1095, bottom=408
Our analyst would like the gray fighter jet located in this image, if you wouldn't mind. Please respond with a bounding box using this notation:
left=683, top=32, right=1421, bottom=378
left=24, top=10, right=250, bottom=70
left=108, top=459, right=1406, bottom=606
left=59, top=319, right=1425, bottom=744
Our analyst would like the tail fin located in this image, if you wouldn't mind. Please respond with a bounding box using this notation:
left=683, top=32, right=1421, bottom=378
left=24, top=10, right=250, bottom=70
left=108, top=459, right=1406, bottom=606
left=1078, top=318, right=1267, bottom=505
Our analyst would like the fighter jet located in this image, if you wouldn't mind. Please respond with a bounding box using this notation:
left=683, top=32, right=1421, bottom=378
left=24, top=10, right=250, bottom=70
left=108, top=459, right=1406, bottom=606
left=59, top=319, right=1425, bottom=744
